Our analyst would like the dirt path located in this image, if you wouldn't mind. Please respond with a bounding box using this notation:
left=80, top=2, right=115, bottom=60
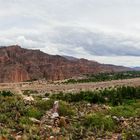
left=0, top=78, right=140, bottom=94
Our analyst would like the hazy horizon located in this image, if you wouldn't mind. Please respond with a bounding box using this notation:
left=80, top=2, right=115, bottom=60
left=0, top=0, right=140, bottom=67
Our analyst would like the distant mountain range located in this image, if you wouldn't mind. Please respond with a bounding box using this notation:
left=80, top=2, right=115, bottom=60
left=133, top=67, right=140, bottom=71
left=0, top=45, right=131, bottom=83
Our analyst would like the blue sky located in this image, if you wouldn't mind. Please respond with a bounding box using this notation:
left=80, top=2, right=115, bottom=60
left=0, top=0, right=140, bottom=66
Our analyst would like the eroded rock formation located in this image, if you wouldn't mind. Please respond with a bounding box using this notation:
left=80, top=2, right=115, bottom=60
left=0, top=45, right=130, bottom=83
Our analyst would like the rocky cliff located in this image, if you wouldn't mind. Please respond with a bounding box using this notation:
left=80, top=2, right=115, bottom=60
left=0, top=45, right=130, bottom=83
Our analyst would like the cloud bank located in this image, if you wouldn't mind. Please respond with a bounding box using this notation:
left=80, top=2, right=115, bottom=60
left=0, top=0, right=140, bottom=66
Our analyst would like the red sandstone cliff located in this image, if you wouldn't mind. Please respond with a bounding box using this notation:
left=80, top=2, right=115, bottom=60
left=0, top=45, right=130, bottom=83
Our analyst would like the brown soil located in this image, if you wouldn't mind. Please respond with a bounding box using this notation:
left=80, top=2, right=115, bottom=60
left=0, top=78, right=140, bottom=94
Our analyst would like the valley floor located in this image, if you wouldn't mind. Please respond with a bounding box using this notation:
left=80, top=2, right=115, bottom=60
left=0, top=78, right=140, bottom=94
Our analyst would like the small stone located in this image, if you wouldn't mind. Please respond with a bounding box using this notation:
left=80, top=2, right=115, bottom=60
left=49, top=136, right=55, bottom=139
left=51, top=112, right=59, bottom=119
left=46, top=125, right=52, bottom=129
left=112, top=116, right=119, bottom=122
left=51, top=101, right=59, bottom=119
left=42, top=97, right=50, bottom=101
left=52, top=127, right=60, bottom=134
left=117, top=134, right=122, bottom=140
left=29, top=117, right=41, bottom=124
left=120, top=117, right=125, bottom=122
left=23, top=95, right=34, bottom=102
left=15, top=135, right=22, bottom=140
left=123, top=121, right=128, bottom=127
left=87, top=103, right=91, bottom=107
left=78, top=111, right=85, bottom=117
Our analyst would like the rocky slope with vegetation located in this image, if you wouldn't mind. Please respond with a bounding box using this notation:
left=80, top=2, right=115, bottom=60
left=0, top=86, right=140, bottom=139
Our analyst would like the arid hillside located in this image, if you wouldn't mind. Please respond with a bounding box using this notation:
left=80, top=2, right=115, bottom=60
left=0, top=45, right=130, bottom=83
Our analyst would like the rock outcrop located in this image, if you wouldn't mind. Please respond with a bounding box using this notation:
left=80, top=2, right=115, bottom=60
left=0, top=45, right=130, bottom=83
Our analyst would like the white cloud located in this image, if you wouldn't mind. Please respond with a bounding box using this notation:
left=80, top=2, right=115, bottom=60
left=0, top=0, right=140, bottom=66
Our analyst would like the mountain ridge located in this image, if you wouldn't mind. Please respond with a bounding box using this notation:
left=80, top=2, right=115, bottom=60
left=0, top=45, right=130, bottom=83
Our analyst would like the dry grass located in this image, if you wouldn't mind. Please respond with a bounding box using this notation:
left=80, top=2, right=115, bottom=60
left=0, top=78, right=140, bottom=94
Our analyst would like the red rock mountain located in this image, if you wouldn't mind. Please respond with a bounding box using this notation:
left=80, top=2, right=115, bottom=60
left=0, top=45, right=129, bottom=83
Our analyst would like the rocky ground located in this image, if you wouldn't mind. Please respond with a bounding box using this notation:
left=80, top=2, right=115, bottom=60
left=0, top=85, right=140, bottom=140
left=38, top=102, right=140, bottom=140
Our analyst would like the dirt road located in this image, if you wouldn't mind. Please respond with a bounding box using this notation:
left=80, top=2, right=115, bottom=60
left=0, top=78, right=140, bottom=94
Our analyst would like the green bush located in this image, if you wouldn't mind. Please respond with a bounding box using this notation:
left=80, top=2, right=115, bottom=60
left=25, top=107, right=43, bottom=119
left=64, top=71, right=140, bottom=84
left=50, top=86, right=140, bottom=105
left=19, top=116, right=33, bottom=125
left=0, top=91, right=14, bottom=97
left=109, top=105, right=138, bottom=118
left=0, top=114, right=8, bottom=123
left=59, top=101, right=75, bottom=117
left=35, top=99, right=54, bottom=112
left=84, top=113, right=115, bottom=131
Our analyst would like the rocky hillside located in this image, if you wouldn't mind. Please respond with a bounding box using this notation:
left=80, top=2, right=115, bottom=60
left=0, top=86, right=140, bottom=139
left=0, top=45, right=130, bottom=83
